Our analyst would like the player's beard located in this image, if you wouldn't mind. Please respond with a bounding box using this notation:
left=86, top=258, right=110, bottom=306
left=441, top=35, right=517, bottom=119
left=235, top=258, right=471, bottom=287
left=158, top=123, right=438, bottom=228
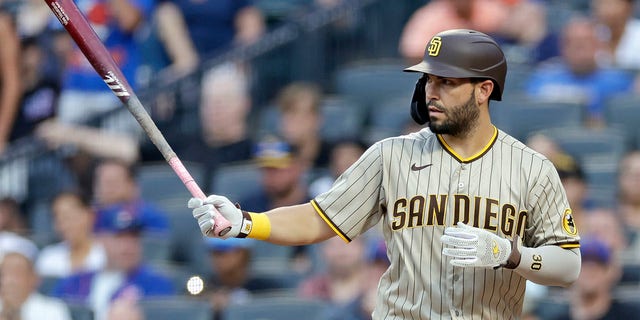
left=428, top=91, right=479, bottom=137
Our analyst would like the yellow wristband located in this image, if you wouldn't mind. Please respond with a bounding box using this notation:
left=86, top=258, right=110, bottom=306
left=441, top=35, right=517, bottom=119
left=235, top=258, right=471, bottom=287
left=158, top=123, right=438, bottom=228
left=247, top=212, right=271, bottom=240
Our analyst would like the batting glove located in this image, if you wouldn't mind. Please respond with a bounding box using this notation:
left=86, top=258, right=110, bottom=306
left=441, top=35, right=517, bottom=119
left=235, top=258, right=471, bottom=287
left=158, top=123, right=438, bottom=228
left=441, top=222, right=522, bottom=269
left=188, top=195, right=252, bottom=239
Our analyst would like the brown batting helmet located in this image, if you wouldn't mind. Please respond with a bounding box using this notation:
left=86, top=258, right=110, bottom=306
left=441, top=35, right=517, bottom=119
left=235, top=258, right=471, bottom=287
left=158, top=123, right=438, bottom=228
left=403, top=29, right=507, bottom=124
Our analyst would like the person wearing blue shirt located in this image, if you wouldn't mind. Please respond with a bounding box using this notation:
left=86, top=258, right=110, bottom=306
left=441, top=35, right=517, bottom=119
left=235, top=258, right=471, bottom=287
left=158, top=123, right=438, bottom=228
left=170, top=0, right=263, bottom=57
left=525, top=16, right=634, bottom=126
left=52, top=207, right=174, bottom=320
left=56, top=0, right=155, bottom=124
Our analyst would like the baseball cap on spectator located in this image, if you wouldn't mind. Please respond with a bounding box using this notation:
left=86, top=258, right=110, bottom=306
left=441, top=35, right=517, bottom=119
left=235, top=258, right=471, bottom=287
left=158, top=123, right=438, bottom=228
left=95, top=202, right=170, bottom=235
left=254, top=137, right=296, bottom=168
left=204, top=237, right=254, bottom=253
left=552, top=152, right=585, bottom=181
left=94, top=205, right=144, bottom=234
left=579, top=237, right=611, bottom=264
left=0, top=232, right=38, bottom=263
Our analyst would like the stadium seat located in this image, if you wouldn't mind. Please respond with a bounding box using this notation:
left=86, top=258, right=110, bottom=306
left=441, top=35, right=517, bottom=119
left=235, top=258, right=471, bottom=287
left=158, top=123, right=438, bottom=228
left=150, top=262, right=197, bottom=294
left=255, top=96, right=366, bottom=143
left=543, top=126, right=628, bottom=163
left=136, top=161, right=206, bottom=212
left=38, top=276, right=61, bottom=296
left=540, top=127, right=628, bottom=205
left=208, top=161, right=262, bottom=203
left=604, top=94, right=640, bottom=149
left=142, top=232, right=172, bottom=263
left=333, top=60, right=416, bottom=113
left=319, top=96, right=367, bottom=143
left=223, top=296, right=331, bottom=320
left=491, top=97, right=584, bottom=142
left=67, top=303, right=94, bottom=320
left=365, top=95, right=412, bottom=143
left=140, top=297, right=211, bottom=320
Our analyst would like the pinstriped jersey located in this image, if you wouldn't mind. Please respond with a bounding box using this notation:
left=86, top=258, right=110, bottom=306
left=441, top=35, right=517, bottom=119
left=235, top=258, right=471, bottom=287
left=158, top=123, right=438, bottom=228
left=311, top=126, right=580, bottom=320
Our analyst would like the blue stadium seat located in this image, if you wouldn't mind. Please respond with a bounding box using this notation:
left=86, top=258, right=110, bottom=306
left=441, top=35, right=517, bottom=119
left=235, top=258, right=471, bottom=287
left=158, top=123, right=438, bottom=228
left=319, top=96, right=367, bottom=142
left=209, top=161, right=262, bottom=203
left=223, top=296, right=331, bottom=320
left=140, top=297, right=211, bottom=320
left=491, top=97, right=584, bottom=142
left=604, top=94, right=640, bottom=149
left=543, top=127, right=628, bottom=162
left=142, top=233, right=172, bottom=264
left=67, top=303, right=94, bottom=320
left=365, top=95, right=412, bottom=143
left=333, top=60, right=416, bottom=113
left=136, top=161, right=206, bottom=212
left=541, top=126, right=628, bottom=206
left=255, top=96, right=366, bottom=143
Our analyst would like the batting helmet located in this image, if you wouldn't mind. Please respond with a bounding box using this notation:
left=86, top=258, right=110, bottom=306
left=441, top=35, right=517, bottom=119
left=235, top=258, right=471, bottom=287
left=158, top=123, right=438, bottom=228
left=403, top=29, right=507, bottom=124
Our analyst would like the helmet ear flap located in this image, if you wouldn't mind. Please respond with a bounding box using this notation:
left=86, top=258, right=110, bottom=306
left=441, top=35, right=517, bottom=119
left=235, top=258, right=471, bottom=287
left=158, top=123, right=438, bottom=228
left=410, top=76, right=429, bottom=125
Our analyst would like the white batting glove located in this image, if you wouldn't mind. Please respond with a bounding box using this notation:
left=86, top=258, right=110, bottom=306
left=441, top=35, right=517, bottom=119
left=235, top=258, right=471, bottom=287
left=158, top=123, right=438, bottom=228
left=187, top=195, right=251, bottom=239
left=441, top=222, right=521, bottom=269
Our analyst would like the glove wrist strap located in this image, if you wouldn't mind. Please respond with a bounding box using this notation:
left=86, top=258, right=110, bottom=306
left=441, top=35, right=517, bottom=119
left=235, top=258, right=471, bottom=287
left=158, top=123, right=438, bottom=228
left=237, top=211, right=253, bottom=238
left=502, top=235, right=522, bottom=269
left=238, top=211, right=271, bottom=240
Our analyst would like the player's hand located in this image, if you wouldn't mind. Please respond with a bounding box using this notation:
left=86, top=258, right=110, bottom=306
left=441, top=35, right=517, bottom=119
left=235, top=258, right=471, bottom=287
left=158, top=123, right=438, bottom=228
left=188, top=195, right=245, bottom=239
left=441, top=222, right=519, bottom=269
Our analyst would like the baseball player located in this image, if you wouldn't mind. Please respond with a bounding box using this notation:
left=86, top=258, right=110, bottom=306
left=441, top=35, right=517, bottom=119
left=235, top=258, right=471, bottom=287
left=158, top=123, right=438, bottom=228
left=188, top=29, right=581, bottom=319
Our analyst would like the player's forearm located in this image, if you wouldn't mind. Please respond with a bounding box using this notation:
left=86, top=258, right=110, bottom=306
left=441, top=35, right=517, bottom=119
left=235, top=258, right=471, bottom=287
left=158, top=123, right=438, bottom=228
left=256, top=203, right=336, bottom=245
left=513, top=245, right=581, bottom=287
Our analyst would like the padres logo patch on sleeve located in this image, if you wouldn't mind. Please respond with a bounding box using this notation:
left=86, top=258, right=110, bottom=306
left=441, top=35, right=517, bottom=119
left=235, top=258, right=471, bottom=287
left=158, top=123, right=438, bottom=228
left=562, top=208, right=578, bottom=236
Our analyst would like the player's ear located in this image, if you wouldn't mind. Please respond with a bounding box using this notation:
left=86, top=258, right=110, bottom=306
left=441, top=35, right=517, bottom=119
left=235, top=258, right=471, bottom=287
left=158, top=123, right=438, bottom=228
left=475, top=79, right=494, bottom=105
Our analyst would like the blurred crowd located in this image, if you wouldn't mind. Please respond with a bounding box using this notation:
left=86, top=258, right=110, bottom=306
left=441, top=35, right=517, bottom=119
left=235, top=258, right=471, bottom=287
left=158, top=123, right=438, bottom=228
left=1, top=0, right=640, bottom=319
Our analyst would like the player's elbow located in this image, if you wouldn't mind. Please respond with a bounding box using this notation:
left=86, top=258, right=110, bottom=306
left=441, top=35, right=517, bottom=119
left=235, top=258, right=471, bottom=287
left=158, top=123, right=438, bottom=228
left=559, top=251, right=582, bottom=287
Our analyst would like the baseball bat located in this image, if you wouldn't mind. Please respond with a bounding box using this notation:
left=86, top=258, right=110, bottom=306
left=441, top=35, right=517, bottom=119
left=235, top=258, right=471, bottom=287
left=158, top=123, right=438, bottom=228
left=44, top=0, right=231, bottom=237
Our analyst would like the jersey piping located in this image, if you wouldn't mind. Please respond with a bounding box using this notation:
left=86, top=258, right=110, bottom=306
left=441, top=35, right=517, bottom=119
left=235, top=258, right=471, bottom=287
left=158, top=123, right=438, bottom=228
left=437, top=126, right=498, bottom=163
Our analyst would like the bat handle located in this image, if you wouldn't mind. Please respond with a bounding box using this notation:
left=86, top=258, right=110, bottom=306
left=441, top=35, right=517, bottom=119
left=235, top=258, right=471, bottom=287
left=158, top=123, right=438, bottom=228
left=168, top=158, right=232, bottom=237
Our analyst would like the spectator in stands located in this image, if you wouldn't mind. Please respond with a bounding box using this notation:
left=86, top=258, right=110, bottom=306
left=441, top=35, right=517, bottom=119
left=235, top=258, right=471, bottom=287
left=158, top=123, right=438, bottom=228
left=92, top=159, right=170, bottom=235
left=0, top=8, right=21, bottom=154
left=547, top=237, right=640, bottom=320
left=616, top=150, right=640, bottom=253
left=581, top=207, right=640, bottom=278
left=152, top=1, right=198, bottom=77
left=149, top=63, right=254, bottom=177
left=274, top=82, right=333, bottom=169
left=241, top=137, right=311, bottom=211
left=399, top=0, right=549, bottom=64
left=309, top=138, right=367, bottom=197
left=591, top=0, right=640, bottom=70
left=9, top=37, right=59, bottom=142
left=155, top=0, right=264, bottom=64
left=35, top=191, right=106, bottom=278
left=55, top=0, right=154, bottom=124
left=525, top=16, right=635, bottom=126
left=52, top=207, right=174, bottom=320
left=202, top=237, right=256, bottom=320
left=582, top=207, right=629, bottom=256
left=0, top=234, right=71, bottom=320
left=240, top=137, right=312, bottom=273
left=300, top=236, right=383, bottom=320
left=35, top=120, right=140, bottom=166
left=0, top=197, right=27, bottom=235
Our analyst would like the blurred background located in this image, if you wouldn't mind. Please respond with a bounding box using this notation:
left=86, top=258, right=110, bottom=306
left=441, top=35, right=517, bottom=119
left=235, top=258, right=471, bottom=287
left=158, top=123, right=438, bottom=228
left=1, top=0, right=640, bottom=319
